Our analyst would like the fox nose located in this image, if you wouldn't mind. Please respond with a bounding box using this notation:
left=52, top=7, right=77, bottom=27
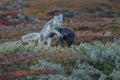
left=58, top=23, right=62, bottom=27
left=57, top=22, right=62, bottom=27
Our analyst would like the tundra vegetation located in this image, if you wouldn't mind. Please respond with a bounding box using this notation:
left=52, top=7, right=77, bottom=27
left=0, top=0, right=120, bottom=80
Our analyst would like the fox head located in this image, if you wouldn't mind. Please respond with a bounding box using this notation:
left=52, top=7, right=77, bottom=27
left=53, top=14, right=63, bottom=27
left=53, top=16, right=61, bottom=27
left=57, top=14, right=63, bottom=26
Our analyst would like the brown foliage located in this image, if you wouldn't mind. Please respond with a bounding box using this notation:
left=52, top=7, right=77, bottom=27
left=0, top=52, right=40, bottom=64
left=0, top=52, right=56, bottom=79
left=75, top=34, right=120, bottom=45
left=0, top=69, right=56, bottom=80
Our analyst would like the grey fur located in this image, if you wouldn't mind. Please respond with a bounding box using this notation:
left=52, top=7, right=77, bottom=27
left=21, top=14, right=63, bottom=46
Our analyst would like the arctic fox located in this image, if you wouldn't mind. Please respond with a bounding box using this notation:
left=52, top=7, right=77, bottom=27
left=21, top=14, right=63, bottom=46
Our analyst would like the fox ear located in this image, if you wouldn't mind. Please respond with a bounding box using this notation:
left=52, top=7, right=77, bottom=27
left=60, top=14, right=63, bottom=18
left=58, top=14, right=63, bottom=19
left=53, top=16, right=58, bottom=24
left=57, top=14, right=63, bottom=22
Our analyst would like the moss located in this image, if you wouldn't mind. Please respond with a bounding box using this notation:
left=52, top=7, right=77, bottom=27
left=0, top=34, right=2, bottom=39
left=64, top=66, right=73, bottom=76
left=91, top=61, right=115, bottom=74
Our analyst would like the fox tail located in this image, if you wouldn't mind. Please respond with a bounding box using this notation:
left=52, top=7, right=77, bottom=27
left=21, top=32, right=40, bottom=42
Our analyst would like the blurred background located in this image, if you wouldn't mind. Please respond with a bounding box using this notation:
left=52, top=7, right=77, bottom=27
left=0, top=0, right=120, bottom=44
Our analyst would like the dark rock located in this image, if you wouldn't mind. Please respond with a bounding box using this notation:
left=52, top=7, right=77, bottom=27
left=25, top=16, right=40, bottom=24
left=48, top=9, right=92, bottom=17
left=99, top=11, right=120, bottom=17
left=16, top=13, right=26, bottom=21
left=0, top=0, right=29, bottom=11
left=0, top=12, right=40, bottom=25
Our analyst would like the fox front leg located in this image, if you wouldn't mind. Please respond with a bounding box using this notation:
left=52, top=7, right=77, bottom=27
left=52, top=29, right=62, bottom=37
left=46, top=37, right=51, bottom=46
left=38, top=34, right=44, bottom=44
